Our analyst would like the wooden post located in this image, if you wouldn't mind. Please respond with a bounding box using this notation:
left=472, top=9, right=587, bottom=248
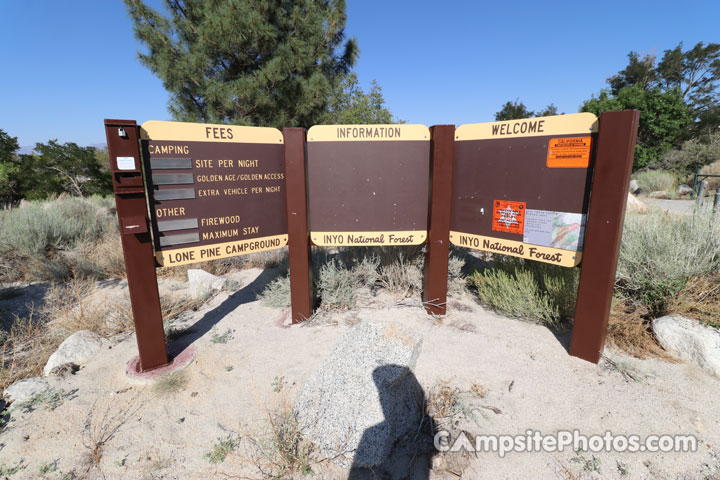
left=423, top=125, right=455, bottom=315
left=283, top=128, right=313, bottom=323
left=104, top=119, right=168, bottom=371
left=570, top=110, right=639, bottom=363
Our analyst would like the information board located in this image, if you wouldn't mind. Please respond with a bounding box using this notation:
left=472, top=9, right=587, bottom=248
left=306, top=124, right=430, bottom=246
left=450, top=113, right=598, bottom=267
left=140, top=121, right=288, bottom=267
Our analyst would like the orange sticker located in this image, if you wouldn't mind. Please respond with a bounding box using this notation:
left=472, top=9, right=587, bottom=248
left=492, top=200, right=526, bottom=235
left=547, top=137, right=592, bottom=168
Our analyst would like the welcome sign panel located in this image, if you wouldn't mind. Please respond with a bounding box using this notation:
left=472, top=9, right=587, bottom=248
left=140, top=121, right=288, bottom=267
left=307, top=124, right=430, bottom=246
left=450, top=113, right=598, bottom=267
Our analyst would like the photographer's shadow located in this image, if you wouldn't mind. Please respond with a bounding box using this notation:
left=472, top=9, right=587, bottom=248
left=348, top=364, right=438, bottom=480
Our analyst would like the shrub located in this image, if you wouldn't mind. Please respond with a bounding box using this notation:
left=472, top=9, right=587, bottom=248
left=258, top=245, right=468, bottom=310
left=204, top=434, right=238, bottom=464
left=633, top=170, right=677, bottom=193
left=616, top=209, right=720, bottom=316
left=0, top=196, right=119, bottom=282
left=258, top=275, right=292, bottom=308
left=316, top=256, right=379, bottom=309
left=658, top=131, right=720, bottom=176
left=469, top=256, right=579, bottom=326
left=378, top=253, right=423, bottom=297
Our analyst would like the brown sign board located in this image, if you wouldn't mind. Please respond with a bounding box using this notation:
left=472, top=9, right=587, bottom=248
left=450, top=113, right=598, bottom=267
left=140, top=121, right=288, bottom=267
left=306, top=124, right=430, bottom=246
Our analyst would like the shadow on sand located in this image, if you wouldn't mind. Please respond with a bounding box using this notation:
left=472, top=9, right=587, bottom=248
left=166, top=267, right=284, bottom=355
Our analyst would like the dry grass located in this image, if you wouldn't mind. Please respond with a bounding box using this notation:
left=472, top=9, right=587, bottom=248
left=425, top=380, right=474, bottom=477
left=1, top=278, right=204, bottom=391
left=82, top=391, right=143, bottom=473
left=608, top=273, right=720, bottom=359
left=0, top=309, right=60, bottom=391
left=426, top=381, right=460, bottom=420
left=217, top=400, right=322, bottom=479
left=606, top=298, right=676, bottom=360
left=666, top=274, right=720, bottom=329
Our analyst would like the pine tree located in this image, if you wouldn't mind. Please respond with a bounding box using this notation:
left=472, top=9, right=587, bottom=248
left=124, top=0, right=358, bottom=128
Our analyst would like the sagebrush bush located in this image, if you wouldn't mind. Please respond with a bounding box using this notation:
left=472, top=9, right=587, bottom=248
left=378, top=253, right=423, bottom=297
left=259, top=275, right=292, bottom=308
left=317, top=256, right=380, bottom=309
left=633, top=170, right=677, bottom=193
left=616, top=209, right=720, bottom=316
left=0, top=196, right=119, bottom=282
left=469, top=256, right=579, bottom=326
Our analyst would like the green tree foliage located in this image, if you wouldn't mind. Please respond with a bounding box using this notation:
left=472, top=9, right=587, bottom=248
left=0, top=129, right=21, bottom=203
left=29, top=141, right=112, bottom=198
left=581, top=85, right=692, bottom=170
left=605, top=42, right=719, bottom=136
left=124, top=0, right=358, bottom=128
left=0, top=134, right=112, bottom=202
left=320, top=73, right=397, bottom=124
left=608, top=52, right=657, bottom=94
left=494, top=100, right=559, bottom=121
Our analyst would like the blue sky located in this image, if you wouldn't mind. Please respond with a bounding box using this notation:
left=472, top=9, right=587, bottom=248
left=1, top=0, right=718, bottom=149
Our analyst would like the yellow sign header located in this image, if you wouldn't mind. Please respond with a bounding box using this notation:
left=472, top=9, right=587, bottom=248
left=455, top=113, right=598, bottom=141
left=308, top=124, right=429, bottom=142
left=141, top=121, right=283, bottom=144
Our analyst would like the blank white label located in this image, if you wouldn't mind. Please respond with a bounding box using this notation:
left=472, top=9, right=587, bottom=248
left=117, top=156, right=136, bottom=170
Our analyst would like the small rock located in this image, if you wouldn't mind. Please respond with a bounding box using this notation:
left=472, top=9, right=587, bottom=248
left=647, top=190, right=669, bottom=199
left=629, top=179, right=641, bottom=194
left=294, top=319, right=423, bottom=467
left=43, top=330, right=105, bottom=376
left=49, top=363, right=80, bottom=378
left=187, top=269, right=227, bottom=298
left=626, top=193, right=648, bottom=214
left=652, top=315, right=720, bottom=376
left=3, top=377, right=50, bottom=404
left=677, top=184, right=693, bottom=195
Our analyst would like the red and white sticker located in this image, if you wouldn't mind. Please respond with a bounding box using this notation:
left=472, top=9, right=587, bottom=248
left=492, top=200, right=526, bottom=234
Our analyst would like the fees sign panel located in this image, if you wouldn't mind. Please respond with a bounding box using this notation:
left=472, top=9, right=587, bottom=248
left=450, top=113, right=598, bottom=267
left=307, top=124, right=431, bottom=246
left=140, top=121, right=288, bottom=267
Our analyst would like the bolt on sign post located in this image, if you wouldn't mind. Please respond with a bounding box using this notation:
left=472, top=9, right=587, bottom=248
left=140, top=121, right=288, bottom=267
left=306, top=124, right=431, bottom=247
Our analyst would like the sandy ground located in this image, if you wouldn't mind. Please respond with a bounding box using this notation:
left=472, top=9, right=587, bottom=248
left=1, top=268, right=719, bottom=479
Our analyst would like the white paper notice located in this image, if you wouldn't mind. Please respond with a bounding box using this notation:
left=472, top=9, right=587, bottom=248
left=523, top=209, right=585, bottom=251
left=116, top=156, right=136, bottom=171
